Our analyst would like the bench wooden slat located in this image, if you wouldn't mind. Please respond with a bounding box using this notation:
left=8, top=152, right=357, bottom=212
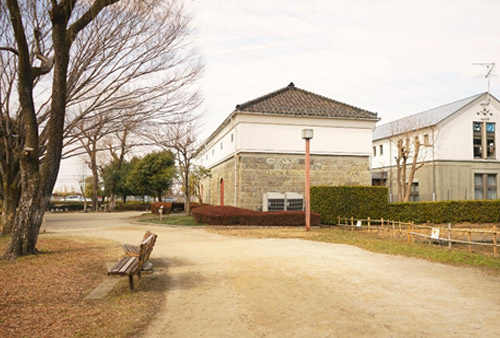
left=119, top=257, right=137, bottom=274
left=109, top=230, right=158, bottom=291
left=122, top=244, right=139, bottom=256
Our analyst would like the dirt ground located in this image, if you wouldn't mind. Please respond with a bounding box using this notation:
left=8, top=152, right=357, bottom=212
left=45, top=212, right=500, bottom=337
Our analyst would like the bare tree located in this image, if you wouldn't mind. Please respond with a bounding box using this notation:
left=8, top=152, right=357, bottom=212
left=388, top=118, right=437, bottom=202
left=0, top=0, right=202, bottom=258
left=190, top=165, right=211, bottom=204
left=150, top=119, right=202, bottom=216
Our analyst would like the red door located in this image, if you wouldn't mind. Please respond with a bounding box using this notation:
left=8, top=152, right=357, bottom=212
left=220, top=179, right=224, bottom=206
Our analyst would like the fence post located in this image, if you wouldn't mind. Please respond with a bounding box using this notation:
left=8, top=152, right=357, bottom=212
left=494, top=226, right=498, bottom=258
left=351, top=217, right=354, bottom=231
left=391, top=221, right=395, bottom=239
left=468, top=231, right=472, bottom=253
left=381, top=218, right=384, bottom=237
left=448, top=223, right=452, bottom=250
left=338, top=215, right=341, bottom=225
left=407, top=222, right=411, bottom=244
left=398, top=221, right=402, bottom=239
left=344, top=217, right=347, bottom=226
left=367, top=217, right=371, bottom=233
left=411, top=222, right=415, bottom=244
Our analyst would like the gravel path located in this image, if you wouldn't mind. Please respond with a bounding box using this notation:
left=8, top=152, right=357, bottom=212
left=45, top=212, right=500, bottom=337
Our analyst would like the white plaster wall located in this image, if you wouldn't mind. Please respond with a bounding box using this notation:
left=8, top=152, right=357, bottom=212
left=436, top=98, right=500, bottom=161
left=198, top=113, right=377, bottom=169
left=371, top=139, right=393, bottom=169
left=371, top=126, right=437, bottom=169
left=237, top=123, right=372, bottom=155
left=199, top=124, right=237, bottom=168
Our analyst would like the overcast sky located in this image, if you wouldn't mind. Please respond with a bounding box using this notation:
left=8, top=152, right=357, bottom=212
left=55, top=0, right=500, bottom=191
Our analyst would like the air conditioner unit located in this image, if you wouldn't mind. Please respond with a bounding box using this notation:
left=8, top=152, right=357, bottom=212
left=262, top=192, right=285, bottom=212
left=285, top=192, right=304, bottom=211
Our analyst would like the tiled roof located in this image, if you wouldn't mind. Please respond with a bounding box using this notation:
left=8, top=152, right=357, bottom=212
left=373, top=93, right=487, bottom=141
left=235, top=82, right=378, bottom=120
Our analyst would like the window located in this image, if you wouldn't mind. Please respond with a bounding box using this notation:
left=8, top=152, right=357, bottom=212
left=220, top=142, right=223, bottom=150
left=423, top=134, right=429, bottom=145
left=231, top=133, right=234, bottom=142
left=487, top=123, right=495, bottom=158
left=379, top=144, right=383, bottom=155
left=409, top=182, right=419, bottom=202
left=475, top=173, right=497, bottom=200
left=373, top=146, right=376, bottom=156
left=473, top=122, right=482, bottom=158
left=212, top=149, right=214, bottom=155
left=473, top=122, right=495, bottom=159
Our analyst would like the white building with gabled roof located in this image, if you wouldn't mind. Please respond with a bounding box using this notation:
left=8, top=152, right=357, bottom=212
left=197, top=82, right=379, bottom=210
left=372, top=92, right=500, bottom=202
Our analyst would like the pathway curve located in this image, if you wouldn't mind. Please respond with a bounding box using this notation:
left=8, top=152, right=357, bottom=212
left=45, top=212, right=500, bottom=337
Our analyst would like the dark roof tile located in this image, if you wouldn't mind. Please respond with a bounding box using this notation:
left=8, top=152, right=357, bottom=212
left=235, top=82, right=378, bottom=120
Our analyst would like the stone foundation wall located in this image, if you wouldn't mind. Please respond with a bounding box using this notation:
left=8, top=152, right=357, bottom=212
left=201, top=157, right=236, bottom=206
left=203, top=153, right=370, bottom=210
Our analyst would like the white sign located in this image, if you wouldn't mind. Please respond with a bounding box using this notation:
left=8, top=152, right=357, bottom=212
left=356, top=220, right=362, bottom=227
left=431, top=228, right=440, bottom=239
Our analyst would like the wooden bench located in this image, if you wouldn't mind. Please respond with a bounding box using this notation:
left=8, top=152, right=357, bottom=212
left=108, top=232, right=158, bottom=291
left=121, top=230, right=155, bottom=257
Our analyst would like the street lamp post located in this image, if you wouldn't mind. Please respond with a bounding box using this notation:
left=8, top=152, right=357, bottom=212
left=302, top=129, right=313, bottom=231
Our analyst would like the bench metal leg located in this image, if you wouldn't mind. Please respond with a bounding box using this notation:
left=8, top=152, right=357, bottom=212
left=128, top=275, right=135, bottom=291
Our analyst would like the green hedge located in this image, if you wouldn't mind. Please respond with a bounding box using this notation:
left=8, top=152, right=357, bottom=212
left=311, top=186, right=389, bottom=225
left=114, top=201, right=150, bottom=211
left=48, top=202, right=85, bottom=211
left=388, top=200, right=500, bottom=224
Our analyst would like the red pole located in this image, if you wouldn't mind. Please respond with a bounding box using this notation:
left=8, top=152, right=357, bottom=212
left=305, top=138, right=311, bottom=231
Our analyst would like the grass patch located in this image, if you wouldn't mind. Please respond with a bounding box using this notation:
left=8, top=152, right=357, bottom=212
left=0, top=235, right=167, bottom=338
left=207, top=227, right=500, bottom=273
left=137, top=214, right=206, bottom=226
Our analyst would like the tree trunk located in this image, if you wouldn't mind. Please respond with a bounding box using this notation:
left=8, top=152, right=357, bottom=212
left=1, top=182, right=20, bottom=236
left=5, top=1, right=70, bottom=258
left=90, top=154, right=99, bottom=212
left=184, top=169, right=191, bottom=216
left=157, top=191, right=162, bottom=202
left=5, top=159, right=41, bottom=258
left=109, top=193, right=116, bottom=211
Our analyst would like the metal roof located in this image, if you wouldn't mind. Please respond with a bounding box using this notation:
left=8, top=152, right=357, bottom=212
left=373, top=93, right=486, bottom=141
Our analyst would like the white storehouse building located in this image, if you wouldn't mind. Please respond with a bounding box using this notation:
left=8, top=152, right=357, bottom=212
left=372, top=92, right=500, bottom=202
left=197, top=83, right=379, bottom=210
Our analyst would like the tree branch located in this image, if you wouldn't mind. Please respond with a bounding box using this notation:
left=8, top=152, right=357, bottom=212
left=0, top=46, right=19, bottom=55
left=66, top=0, right=121, bottom=45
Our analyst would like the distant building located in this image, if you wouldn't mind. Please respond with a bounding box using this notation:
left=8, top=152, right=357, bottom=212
left=372, top=92, right=500, bottom=202
left=197, top=83, right=379, bottom=210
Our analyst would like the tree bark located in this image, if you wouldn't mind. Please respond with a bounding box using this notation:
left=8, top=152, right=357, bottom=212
left=184, top=167, right=191, bottom=216
left=90, top=152, right=99, bottom=212
left=1, top=176, right=20, bottom=236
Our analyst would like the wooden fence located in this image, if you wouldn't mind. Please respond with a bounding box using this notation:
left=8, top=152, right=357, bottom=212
left=336, top=216, right=499, bottom=258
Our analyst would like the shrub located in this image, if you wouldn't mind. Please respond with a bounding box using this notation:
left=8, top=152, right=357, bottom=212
left=151, top=202, right=172, bottom=215
left=388, top=200, right=500, bottom=224
left=171, top=202, right=184, bottom=212
left=192, top=206, right=321, bottom=226
left=169, top=202, right=206, bottom=213
left=311, top=186, right=389, bottom=225
left=114, top=202, right=149, bottom=211
left=48, top=202, right=85, bottom=212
